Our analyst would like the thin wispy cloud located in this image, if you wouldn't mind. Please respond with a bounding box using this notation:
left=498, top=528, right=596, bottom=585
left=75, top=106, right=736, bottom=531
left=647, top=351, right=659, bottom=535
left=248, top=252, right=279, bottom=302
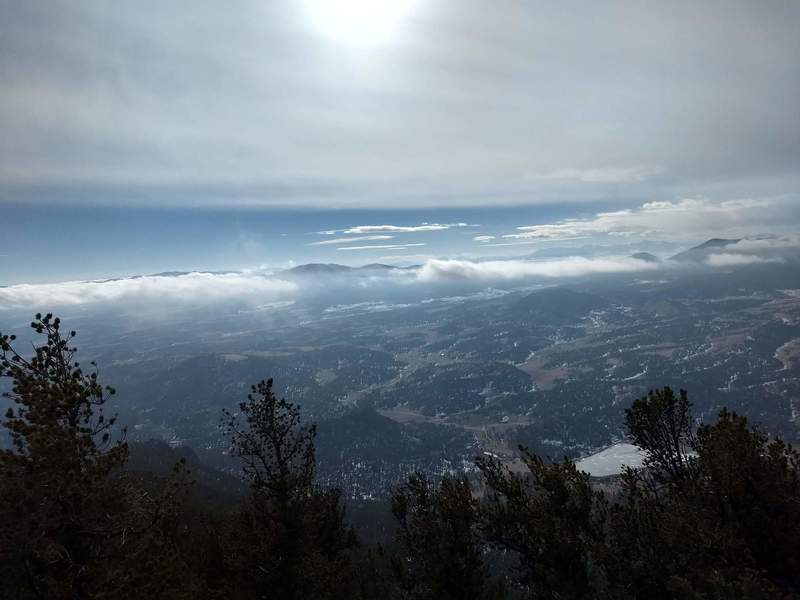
left=473, top=235, right=496, bottom=242
left=308, top=235, right=394, bottom=246
left=342, top=223, right=471, bottom=234
left=337, top=243, right=427, bottom=251
left=482, top=237, right=592, bottom=247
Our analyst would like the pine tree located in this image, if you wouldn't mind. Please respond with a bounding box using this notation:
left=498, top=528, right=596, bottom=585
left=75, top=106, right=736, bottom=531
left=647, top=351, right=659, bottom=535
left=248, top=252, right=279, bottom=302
left=476, top=451, right=608, bottom=599
left=624, top=387, right=695, bottom=486
left=390, top=473, right=491, bottom=600
left=608, top=390, right=800, bottom=598
left=222, top=378, right=358, bottom=599
left=0, top=314, right=197, bottom=600
left=691, top=409, right=800, bottom=591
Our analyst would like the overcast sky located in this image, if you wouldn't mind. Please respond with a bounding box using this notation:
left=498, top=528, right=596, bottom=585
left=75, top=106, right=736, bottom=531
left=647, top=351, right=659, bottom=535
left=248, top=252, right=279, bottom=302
left=2, top=0, right=799, bottom=208
left=1, top=0, right=799, bottom=283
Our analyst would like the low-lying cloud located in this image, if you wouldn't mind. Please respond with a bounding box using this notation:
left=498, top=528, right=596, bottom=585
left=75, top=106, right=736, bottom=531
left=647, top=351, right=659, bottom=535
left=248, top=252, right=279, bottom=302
left=3, top=238, right=794, bottom=312
left=705, top=253, right=786, bottom=267
left=726, top=236, right=800, bottom=252
left=0, top=272, right=298, bottom=310
left=416, top=256, right=660, bottom=282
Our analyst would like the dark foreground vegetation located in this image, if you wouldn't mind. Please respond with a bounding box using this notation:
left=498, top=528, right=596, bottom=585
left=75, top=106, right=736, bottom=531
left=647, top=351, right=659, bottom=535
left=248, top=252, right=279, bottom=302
left=1, top=315, right=799, bottom=599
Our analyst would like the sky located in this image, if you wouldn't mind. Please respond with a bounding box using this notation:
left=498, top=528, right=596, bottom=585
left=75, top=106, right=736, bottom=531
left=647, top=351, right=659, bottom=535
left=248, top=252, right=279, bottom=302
left=1, top=0, right=799, bottom=285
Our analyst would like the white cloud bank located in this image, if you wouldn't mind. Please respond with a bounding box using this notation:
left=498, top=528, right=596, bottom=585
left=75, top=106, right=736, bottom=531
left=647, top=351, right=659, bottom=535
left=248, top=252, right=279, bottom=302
left=699, top=236, right=799, bottom=267
left=4, top=232, right=795, bottom=310
left=416, top=256, right=660, bottom=282
left=705, top=253, right=786, bottom=267
left=0, top=272, right=298, bottom=310
left=726, top=236, right=800, bottom=252
left=504, top=198, right=798, bottom=242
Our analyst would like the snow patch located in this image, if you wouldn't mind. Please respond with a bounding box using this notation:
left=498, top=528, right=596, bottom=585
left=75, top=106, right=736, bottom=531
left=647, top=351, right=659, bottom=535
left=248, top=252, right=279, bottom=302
left=575, top=443, right=645, bottom=477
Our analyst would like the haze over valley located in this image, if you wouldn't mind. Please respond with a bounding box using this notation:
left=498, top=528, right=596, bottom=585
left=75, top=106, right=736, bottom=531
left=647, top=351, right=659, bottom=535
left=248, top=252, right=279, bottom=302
left=3, top=235, right=799, bottom=497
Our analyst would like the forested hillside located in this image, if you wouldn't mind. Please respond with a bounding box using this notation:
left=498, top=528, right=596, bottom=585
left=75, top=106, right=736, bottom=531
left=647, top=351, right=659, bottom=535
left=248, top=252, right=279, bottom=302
left=2, top=315, right=799, bottom=599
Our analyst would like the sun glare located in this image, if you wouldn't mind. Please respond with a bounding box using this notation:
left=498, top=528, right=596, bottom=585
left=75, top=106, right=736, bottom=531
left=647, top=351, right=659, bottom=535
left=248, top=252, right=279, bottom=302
left=303, top=0, right=420, bottom=46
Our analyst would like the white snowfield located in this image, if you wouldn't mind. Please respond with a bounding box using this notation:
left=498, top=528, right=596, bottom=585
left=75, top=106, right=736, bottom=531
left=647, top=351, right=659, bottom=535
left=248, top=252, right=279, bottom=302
left=575, top=443, right=646, bottom=477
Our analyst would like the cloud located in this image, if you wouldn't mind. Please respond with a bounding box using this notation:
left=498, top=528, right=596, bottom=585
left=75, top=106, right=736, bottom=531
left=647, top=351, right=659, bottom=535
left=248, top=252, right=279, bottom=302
left=705, top=253, right=786, bottom=267
left=0, top=272, right=298, bottom=309
left=504, top=198, right=798, bottom=242
left=308, top=235, right=394, bottom=246
left=337, top=243, right=426, bottom=251
left=527, top=165, right=664, bottom=183
left=342, top=223, right=470, bottom=234
left=727, top=236, right=800, bottom=252
left=483, top=237, right=593, bottom=247
left=473, top=235, right=496, bottom=242
left=416, top=256, right=659, bottom=282
left=1, top=2, right=799, bottom=209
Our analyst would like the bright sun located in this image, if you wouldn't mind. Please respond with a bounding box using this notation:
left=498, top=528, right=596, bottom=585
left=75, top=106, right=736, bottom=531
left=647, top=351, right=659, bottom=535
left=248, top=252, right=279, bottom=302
left=303, top=0, right=420, bottom=46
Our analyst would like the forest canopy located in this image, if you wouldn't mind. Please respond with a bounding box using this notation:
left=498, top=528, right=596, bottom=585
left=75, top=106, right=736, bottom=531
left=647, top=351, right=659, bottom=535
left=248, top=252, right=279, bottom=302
left=1, top=315, right=799, bottom=599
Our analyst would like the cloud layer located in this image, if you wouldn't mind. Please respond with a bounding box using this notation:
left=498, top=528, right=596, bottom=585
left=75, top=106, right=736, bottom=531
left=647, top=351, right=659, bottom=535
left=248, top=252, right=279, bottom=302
left=2, top=257, right=657, bottom=308
left=705, top=253, right=785, bottom=267
left=501, top=198, right=800, bottom=243
left=416, top=256, right=660, bottom=282
left=0, top=272, right=298, bottom=309
left=3, top=1, right=798, bottom=208
left=2, top=234, right=796, bottom=310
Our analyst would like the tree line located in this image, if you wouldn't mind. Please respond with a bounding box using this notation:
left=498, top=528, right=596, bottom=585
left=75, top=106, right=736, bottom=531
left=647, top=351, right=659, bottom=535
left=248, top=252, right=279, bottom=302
left=1, top=314, right=799, bottom=599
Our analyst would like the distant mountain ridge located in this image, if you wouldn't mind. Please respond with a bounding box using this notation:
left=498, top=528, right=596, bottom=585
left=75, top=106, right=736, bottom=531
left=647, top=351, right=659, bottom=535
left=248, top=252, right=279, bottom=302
left=285, top=263, right=403, bottom=276
left=285, top=263, right=355, bottom=275
left=670, top=238, right=740, bottom=262
left=127, top=263, right=403, bottom=279
left=522, top=241, right=678, bottom=260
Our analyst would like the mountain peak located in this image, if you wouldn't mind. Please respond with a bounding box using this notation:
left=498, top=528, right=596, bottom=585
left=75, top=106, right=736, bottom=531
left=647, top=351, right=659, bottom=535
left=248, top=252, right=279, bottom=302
left=670, top=238, right=740, bottom=262
left=286, top=263, right=354, bottom=275
left=692, top=238, right=740, bottom=251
